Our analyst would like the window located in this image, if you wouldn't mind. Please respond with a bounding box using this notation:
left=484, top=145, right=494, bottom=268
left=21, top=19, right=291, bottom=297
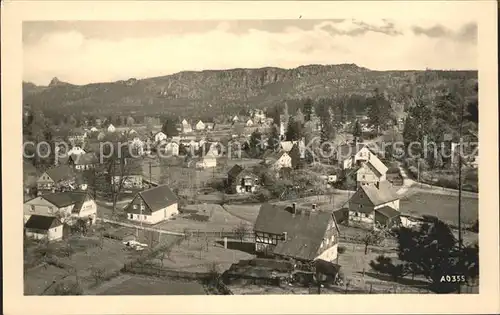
left=359, top=204, right=363, bottom=208
left=143, top=215, right=147, bottom=220
left=48, top=207, right=53, bottom=213
left=140, top=205, right=145, bottom=210
left=129, top=214, right=133, bottom=219
left=364, top=213, right=369, bottom=218
left=133, top=205, right=138, bottom=210
left=30, top=205, right=35, bottom=212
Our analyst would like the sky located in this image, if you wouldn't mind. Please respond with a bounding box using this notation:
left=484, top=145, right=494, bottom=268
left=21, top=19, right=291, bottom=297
left=23, top=19, right=477, bottom=86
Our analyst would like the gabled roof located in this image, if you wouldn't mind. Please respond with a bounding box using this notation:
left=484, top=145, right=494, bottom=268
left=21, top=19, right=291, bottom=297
left=262, top=150, right=286, bottom=161
left=366, top=155, right=388, bottom=176
left=40, top=191, right=93, bottom=213
left=228, top=164, right=244, bottom=178
left=126, top=185, right=178, bottom=214
left=43, top=165, right=75, bottom=182
left=280, top=141, right=294, bottom=152
left=70, top=153, right=99, bottom=165
left=375, top=206, right=400, bottom=219
left=254, top=204, right=337, bottom=261
left=25, top=215, right=62, bottom=230
left=359, top=181, right=399, bottom=206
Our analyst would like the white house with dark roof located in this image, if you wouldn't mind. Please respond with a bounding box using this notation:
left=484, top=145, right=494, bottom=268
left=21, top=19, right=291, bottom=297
left=25, top=215, right=63, bottom=241
left=68, top=153, right=99, bottom=171
left=23, top=191, right=97, bottom=225
left=254, top=203, right=340, bottom=263
left=36, top=165, right=76, bottom=195
left=124, top=185, right=179, bottom=224
left=154, top=131, right=168, bottom=143
left=347, top=181, right=401, bottom=229
left=107, top=124, right=116, bottom=133
left=262, top=150, right=292, bottom=172
left=355, top=157, right=388, bottom=187
left=181, top=119, right=193, bottom=133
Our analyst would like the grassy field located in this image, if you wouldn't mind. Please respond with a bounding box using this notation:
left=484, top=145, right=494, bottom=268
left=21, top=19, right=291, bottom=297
left=98, top=274, right=207, bottom=295
left=400, top=192, right=478, bottom=225
left=24, top=223, right=181, bottom=295
left=154, top=204, right=249, bottom=233
left=149, top=238, right=255, bottom=273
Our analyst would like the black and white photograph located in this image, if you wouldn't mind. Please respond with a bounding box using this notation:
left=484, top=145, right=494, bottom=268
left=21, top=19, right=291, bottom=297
left=2, top=1, right=499, bottom=314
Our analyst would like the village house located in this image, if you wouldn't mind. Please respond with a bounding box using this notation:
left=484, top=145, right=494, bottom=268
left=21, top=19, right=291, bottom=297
left=195, top=151, right=217, bottom=169
left=154, top=131, right=168, bottom=143
left=163, top=141, right=180, bottom=156
left=246, top=119, right=254, bottom=127
left=23, top=191, right=97, bottom=225
left=111, top=164, right=143, bottom=193
left=24, top=215, right=63, bottom=242
left=347, top=181, right=401, bottom=229
left=261, top=150, right=292, bottom=172
left=336, top=142, right=381, bottom=170
left=36, top=165, right=76, bottom=195
left=67, top=145, right=86, bottom=156
left=90, top=126, right=98, bottom=133
left=68, top=153, right=99, bottom=171
left=227, top=164, right=260, bottom=194
left=354, top=157, right=388, bottom=187
left=232, top=115, right=239, bottom=123
left=107, top=124, right=116, bottom=133
left=128, top=137, right=145, bottom=156
left=124, top=185, right=179, bottom=224
left=195, top=120, right=206, bottom=131
left=181, top=119, right=193, bottom=133
left=254, top=203, right=340, bottom=263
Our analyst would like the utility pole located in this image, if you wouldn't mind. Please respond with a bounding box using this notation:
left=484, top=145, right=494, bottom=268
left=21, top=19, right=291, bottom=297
left=149, top=161, right=152, bottom=186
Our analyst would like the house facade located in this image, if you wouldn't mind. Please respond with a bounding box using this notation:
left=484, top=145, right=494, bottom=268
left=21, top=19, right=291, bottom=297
left=36, top=165, right=76, bottom=195
left=227, top=165, right=259, bottom=194
left=348, top=181, right=401, bottom=229
left=355, top=158, right=388, bottom=187
left=154, top=131, right=168, bottom=143
left=124, top=185, right=179, bottom=224
left=25, top=215, right=63, bottom=241
left=68, top=153, right=99, bottom=171
left=164, top=142, right=180, bottom=156
left=195, top=120, right=206, bottom=130
left=254, top=203, right=340, bottom=263
left=24, top=191, right=97, bottom=225
left=181, top=119, right=193, bottom=133
left=107, top=124, right=116, bottom=133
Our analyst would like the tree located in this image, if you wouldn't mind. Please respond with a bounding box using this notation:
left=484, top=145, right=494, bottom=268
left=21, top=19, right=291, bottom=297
left=90, top=266, right=106, bottom=285
left=248, top=130, right=264, bottom=158
left=233, top=222, right=250, bottom=243
left=303, top=98, right=313, bottom=122
left=126, top=116, right=135, bottom=126
left=295, top=108, right=305, bottom=125
left=161, top=117, right=179, bottom=137
left=267, top=125, right=280, bottom=152
left=367, top=89, right=394, bottom=135
left=357, top=229, right=386, bottom=256
left=99, top=135, right=142, bottom=215
left=370, top=218, right=479, bottom=293
left=270, top=104, right=281, bottom=127
left=465, top=82, right=478, bottom=124
left=352, top=120, right=362, bottom=139
left=285, top=117, right=302, bottom=141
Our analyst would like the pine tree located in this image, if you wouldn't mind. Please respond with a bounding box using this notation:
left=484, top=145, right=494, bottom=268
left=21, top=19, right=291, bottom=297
left=285, top=117, right=302, bottom=141
left=352, top=120, right=362, bottom=139
left=303, top=98, right=313, bottom=121
left=267, top=125, right=280, bottom=152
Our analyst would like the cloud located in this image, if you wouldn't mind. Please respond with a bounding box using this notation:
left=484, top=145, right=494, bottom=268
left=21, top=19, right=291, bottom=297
left=23, top=20, right=477, bottom=85
left=411, top=22, right=477, bottom=43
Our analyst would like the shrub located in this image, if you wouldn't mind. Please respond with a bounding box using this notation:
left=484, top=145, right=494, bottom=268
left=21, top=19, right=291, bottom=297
left=256, top=188, right=272, bottom=202
left=338, top=245, right=346, bottom=254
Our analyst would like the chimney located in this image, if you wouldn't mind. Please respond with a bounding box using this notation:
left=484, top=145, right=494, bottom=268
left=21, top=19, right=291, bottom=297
left=375, top=181, right=380, bottom=189
left=312, top=204, right=317, bottom=211
left=283, top=232, right=288, bottom=242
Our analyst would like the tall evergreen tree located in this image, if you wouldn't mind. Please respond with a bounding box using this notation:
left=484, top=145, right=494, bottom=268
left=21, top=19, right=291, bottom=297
left=161, top=117, right=179, bottom=137
left=303, top=98, right=313, bottom=121
left=267, top=125, right=280, bottom=152
left=367, top=89, right=394, bottom=135
left=285, top=117, right=302, bottom=141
